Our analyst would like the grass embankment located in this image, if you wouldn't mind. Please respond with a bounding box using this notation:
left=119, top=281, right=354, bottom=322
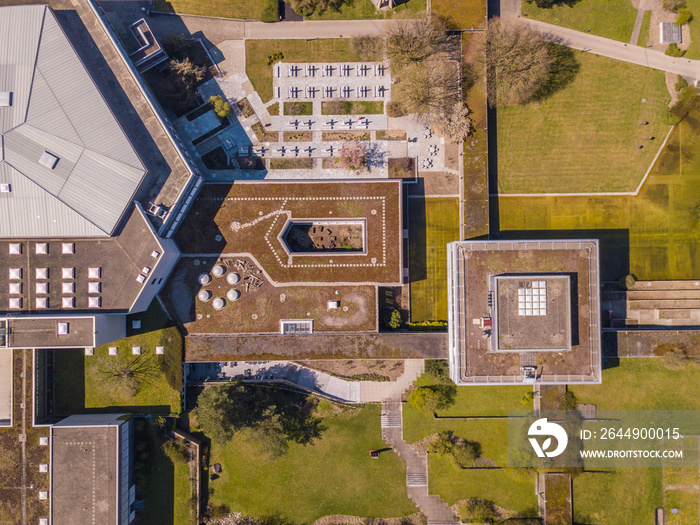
left=306, top=0, right=425, bottom=20
left=208, top=403, right=416, bottom=523
left=408, top=198, right=460, bottom=322
left=432, top=0, right=486, bottom=29
left=153, top=0, right=261, bottom=18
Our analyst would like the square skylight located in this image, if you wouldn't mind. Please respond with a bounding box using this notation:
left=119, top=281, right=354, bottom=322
left=132, top=346, right=142, bottom=355
left=88, top=282, right=101, bottom=294
left=62, top=282, right=74, bottom=294
left=8, top=297, right=21, bottom=309
left=39, top=464, right=48, bottom=473
left=142, top=266, right=151, bottom=274
left=0, top=184, right=11, bottom=193
left=38, top=491, right=48, bottom=500
left=84, top=347, right=94, bottom=356
left=9, top=282, right=21, bottom=294
left=0, top=92, right=12, bottom=107
left=151, top=250, right=160, bottom=258
left=39, top=151, right=59, bottom=170
left=9, top=268, right=21, bottom=280
left=62, top=267, right=74, bottom=279
left=136, top=274, right=146, bottom=283
left=36, top=282, right=48, bottom=294
left=8, top=243, right=21, bottom=254
left=62, top=243, right=74, bottom=254
left=61, top=297, right=74, bottom=309
left=39, top=437, right=48, bottom=446
left=156, top=346, right=164, bottom=355
left=35, top=243, right=48, bottom=255
left=57, top=322, right=69, bottom=335
left=88, top=297, right=101, bottom=308
left=36, top=268, right=48, bottom=279
left=36, top=297, right=48, bottom=309
left=88, top=267, right=101, bottom=279
left=108, top=346, right=118, bottom=356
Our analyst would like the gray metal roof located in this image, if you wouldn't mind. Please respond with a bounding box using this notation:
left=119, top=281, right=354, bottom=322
left=0, top=6, right=146, bottom=237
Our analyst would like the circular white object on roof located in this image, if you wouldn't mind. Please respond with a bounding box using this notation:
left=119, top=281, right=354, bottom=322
left=226, top=289, right=241, bottom=302
left=197, top=290, right=212, bottom=302
left=226, top=272, right=240, bottom=285
left=212, top=265, right=226, bottom=278
left=198, top=273, right=211, bottom=285
left=212, top=297, right=226, bottom=310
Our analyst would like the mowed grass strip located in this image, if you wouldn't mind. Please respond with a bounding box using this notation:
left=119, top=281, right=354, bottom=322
left=521, top=0, right=637, bottom=42
left=153, top=0, right=260, bottom=18
left=432, top=0, right=486, bottom=29
left=208, top=404, right=416, bottom=523
left=498, top=103, right=700, bottom=280
left=307, top=0, right=425, bottom=20
left=246, top=40, right=364, bottom=102
left=497, top=51, right=671, bottom=194
left=408, top=197, right=460, bottom=322
left=684, top=0, right=700, bottom=59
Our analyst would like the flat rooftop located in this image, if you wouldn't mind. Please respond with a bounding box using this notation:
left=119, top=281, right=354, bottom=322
left=51, top=424, right=118, bottom=525
left=6, top=316, right=95, bottom=349
left=175, top=181, right=403, bottom=285
left=448, top=240, right=601, bottom=385
left=493, top=275, right=571, bottom=352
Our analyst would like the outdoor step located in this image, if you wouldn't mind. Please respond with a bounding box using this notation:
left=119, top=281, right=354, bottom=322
left=406, top=472, right=428, bottom=486
left=380, top=414, right=402, bottom=428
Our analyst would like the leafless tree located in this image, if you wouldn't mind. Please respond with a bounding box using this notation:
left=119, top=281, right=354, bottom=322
left=95, top=351, right=158, bottom=397
left=385, top=13, right=450, bottom=69
left=435, top=102, right=472, bottom=143
left=482, top=17, right=553, bottom=107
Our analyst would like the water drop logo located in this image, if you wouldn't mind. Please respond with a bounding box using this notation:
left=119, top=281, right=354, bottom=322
left=528, top=418, right=568, bottom=458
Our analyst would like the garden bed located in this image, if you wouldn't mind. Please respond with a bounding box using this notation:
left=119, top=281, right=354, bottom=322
left=283, top=131, right=313, bottom=142
left=377, top=130, right=407, bottom=141
left=284, top=101, right=313, bottom=115
left=270, top=157, right=315, bottom=169
left=322, top=101, right=384, bottom=115
left=251, top=122, right=280, bottom=142
left=237, top=98, right=256, bottom=119
left=322, top=131, right=370, bottom=141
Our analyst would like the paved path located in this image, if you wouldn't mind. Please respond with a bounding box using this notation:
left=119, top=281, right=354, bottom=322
left=381, top=402, right=460, bottom=525
left=630, top=0, right=658, bottom=45
left=518, top=18, right=700, bottom=80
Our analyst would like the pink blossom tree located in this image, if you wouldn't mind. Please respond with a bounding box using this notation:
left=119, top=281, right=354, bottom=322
left=338, top=141, right=367, bottom=171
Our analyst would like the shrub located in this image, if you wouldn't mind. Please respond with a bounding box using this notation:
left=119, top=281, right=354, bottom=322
left=407, top=385, right=456, bottom=413
left=161, top=439, right=189, bottom=464
left=676, top=76, right=689, bottom=91
left=428, top=432, right=455, bottom=455
left=662, top=107, right=683, bottom=125
left=386, top=100, right=406, bottom=118
left=407, top=320, right=448, bottom=331
left=389, top=309, right=402, bottom=329
left=663, top=0, right=687, bottom=11
left=458, top=499, right=498, bottom=523
left=665, top=43, right=686, bottom=57
left=350, top=36, right=384, bottom=61
left=676, top=7, right=693, bottom=25
left=209, top=95, right=231, bottom=118
left=425, top=359, right=450, bottom=383
left=662, top=348, right=696, bottom=369
left=265, top=52, right=284, bottom=66
left=451, top=440, right=480, bottom=468
left=260, top=0, right=279, bottom=22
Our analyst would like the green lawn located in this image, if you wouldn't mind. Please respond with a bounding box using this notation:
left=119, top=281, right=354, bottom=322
left=321, top=100, right=385, bottom=115
left=521, top=0, right=637, bottom=42
left=246, top=40, right=366, bottom=103
left=408, top=198, right=460, bottom=322
left=283, top=101, right=313, bottom=116
left=307, top=0, right=425, bottom=19
left=153, top=0, right=261, bottom=18
left=637, top=10, right=652, bottom=47
left=685, top=0, right=700, bottom=59
left=209, top=404, right=416, bottom=523
left=433, top=0, right=486, bottom=29
left=497, top=51, right=671, bottom=194
left=498, top=102, right=700, bottom=281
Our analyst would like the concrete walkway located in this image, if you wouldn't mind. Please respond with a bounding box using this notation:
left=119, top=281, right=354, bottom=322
left=515, top=18, right=700, bottom=80
left=630, top=0, right=657, bottom=45
left=381, top=402, right=460, bottom=525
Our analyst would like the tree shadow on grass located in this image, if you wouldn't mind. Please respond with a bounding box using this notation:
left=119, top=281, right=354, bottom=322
left=533, top=43, right=581, bottom=102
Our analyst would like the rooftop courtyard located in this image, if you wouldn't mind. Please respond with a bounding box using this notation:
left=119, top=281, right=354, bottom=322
left=447, top=240, right=602, bottom=385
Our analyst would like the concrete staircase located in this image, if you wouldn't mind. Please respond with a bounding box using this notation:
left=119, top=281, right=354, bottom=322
left=381, top=402, right=461, bottom=525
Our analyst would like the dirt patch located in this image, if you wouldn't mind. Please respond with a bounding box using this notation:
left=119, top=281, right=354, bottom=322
left=283, top=131, right=313, bottom=142
left=296, top=359, right=405, bottom=380
left=388, top=158, right=415, bottom=179
left=322, top=131, right=371, bottom=141
left=443, top=143, right=460, bottom=171
left=237, top=98, right=256, bottom=119
left=407, top=172, right=460, bottom=196
left=377, top=130, right=408, bottom=141
left=313, top=513, right=426, bottom=525
left=269, top=157, right=314, bottom=169
left=251, top=122, right=280, bottom=143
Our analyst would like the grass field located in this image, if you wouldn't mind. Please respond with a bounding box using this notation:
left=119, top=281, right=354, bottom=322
left=498, top=102, right=700, bottom=281
left=685, top=0, right=700, bottom=59
left=637, top=10, right=652, bottom=47
left=521, top=0, right=637, bottom=42
left=497, top=51, right=671, bottom=194
left=307, top=0, right=425, bottom=19
left=153, top=0, right=260, bottom=18
left=432, top=0, right=486, bottom=29
left=664, top=438, right=700, bottom=525
left=408, top=198, right=460, bottom=322
left=208, top=404, right=416, bottom=523
left=246, top=40, right=367, bottom=102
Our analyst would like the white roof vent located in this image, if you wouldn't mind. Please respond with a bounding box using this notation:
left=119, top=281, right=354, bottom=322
left=136, top=274, right=146, bottom=283
left=156, top=346, right=164, bottom=355
left=36, top=297, right=48, bottom=309
left=9, top=297, right=22, bottom=309
left=9, top=283, right=21, bottom=294
left=9, top=243, right=21, bottom=254
left=40, top=518, right=49, bottom=525
left=88, top=267, right=101, bottom=279
left=62, top=282, right=74, bottom=294
left=84, top=347, right=94, bottom=356
left=57, top=322, right=69, bottom=335
left=132, top=346, right=141, bottom=355
left=62, top=243, right=74, bottom=254
left=151, top=250, right=160, bottom=258
left=9, top=268, right=22, bottom=280
left=88, top=282, right=101, bottom=294
left=39, top=464, right=48, bottom=473
left=0, top=92, right=12, bottom=107
left=39, top=437, right=48, bottom=446
left=36, top=268, right=48, bottom=279
left=0, top=183, right=10, bottom=193
left=35, top=243, right=48, bottom=255
left=36, top=282, right=48, bottom=294
left=39, top=151, right=59, bottom=170
left=38, top=491, right=48, bottom=500
left=328, top=300, right=340, bottom=309
left=61, top=297, right=75, bottom=309
left=108, top=346, right=118, bottom=356
left=62, top=267, right=74, bottom=279
left=88, top=296, right=101, bottom=308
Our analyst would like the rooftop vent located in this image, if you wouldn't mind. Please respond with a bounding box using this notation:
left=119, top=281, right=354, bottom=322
left=36, top=282, right=48, bottom=294
left=57, top=322, right=69, bottom=335
left=61, top=297, right=75, bottom=309
left=151, top=250, right=160, bottom=258
left=88, top=267, right=101, bottom=279
left=62, top=282, right=74, bottom=294
left=35, top=243, right=48, bottom=255
left=197, top=290, right=211, bottom=302
left=132, top=346, right=141, bottom=355
left=0, top=184, right=10, bottom=193
left=38, top=491, right=48, bottom=500
left=62, top=267, right=74, bottom=279
left=40, top=518, right=49, bottom=525
left=108, top=346, right=118, bottom=356
left=88, top=296, right=101, bottom=308
left=36, top=268, right=48, bottom=279
left=227, top=273, right=240, bottom=285
left=9, top=283, right=21, bottom=294
left=0, top=92, right=12, bottom=107
left=84, top=347, right=93, bottom=356
left=36, top=297, right=48, bottom=309
left=39, top=464, right=48, bottom=473
left=39, top=437, right=48, bottom=446
left=9, top=268, right=21, bottom=280
left=38, top=151, right=59, bottom=170
left=8, top=243, right=21, bottom=255
left=156, top=346, right=165, bottom=355
left=88, top=282, right=101, bottom=294
left=62, top=243, right=74, bottom=254
left=136, top=274, right=146, bottom=283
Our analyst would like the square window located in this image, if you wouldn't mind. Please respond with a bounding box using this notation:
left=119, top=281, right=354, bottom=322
left=61, top=243, right=74, bottom=254
left=8, top=243, right=21, bottom=254
left=62, top=282, right=74, bottom=294
left=85, top=347, right=94, bottom=356
left=88, top=267, right=101, bottom=279
left=36, top=297, right=48, bottom=309
left=36, top=282, right=48, bottom=294
left=36, top=268, right=48, bottom=279
left=62, top=268, right=74, bottom=279
left=61, top=297, right=74, bottom=309
left=9, top=268, right=21, bottom=280
left=132, top=320, right=142, bottom=329
left=8, top=297, right=21, bottom=309
left=88, top=297, right=101, bottom=308
left=35, top=243, right=48, bottom=255
left=9, top=283, right=21, bottom=294
left=88, top=282, right=101, bottom=294
left=57, top=322, right=69, bottom=335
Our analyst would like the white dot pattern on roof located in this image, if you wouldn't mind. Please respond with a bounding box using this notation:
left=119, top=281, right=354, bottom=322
left=518, top=281, right=547, bottom=316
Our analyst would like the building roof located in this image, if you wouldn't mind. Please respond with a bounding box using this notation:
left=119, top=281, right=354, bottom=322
left=0, top=5, right=145, bottom=237
left=447, top=240, right=602, bottom=385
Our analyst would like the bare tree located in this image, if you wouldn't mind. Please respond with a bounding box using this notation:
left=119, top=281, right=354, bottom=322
left=435, top=102, right=472, bottom=143
left=394, top=60, right=462, bottom=122
left=483, top=18, right=553, bottom=107
left=385, top=13, right=450, bottom=69
left=351, top=36, right=385, bottom=61
left=95, top=352, right=158, bottom=397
